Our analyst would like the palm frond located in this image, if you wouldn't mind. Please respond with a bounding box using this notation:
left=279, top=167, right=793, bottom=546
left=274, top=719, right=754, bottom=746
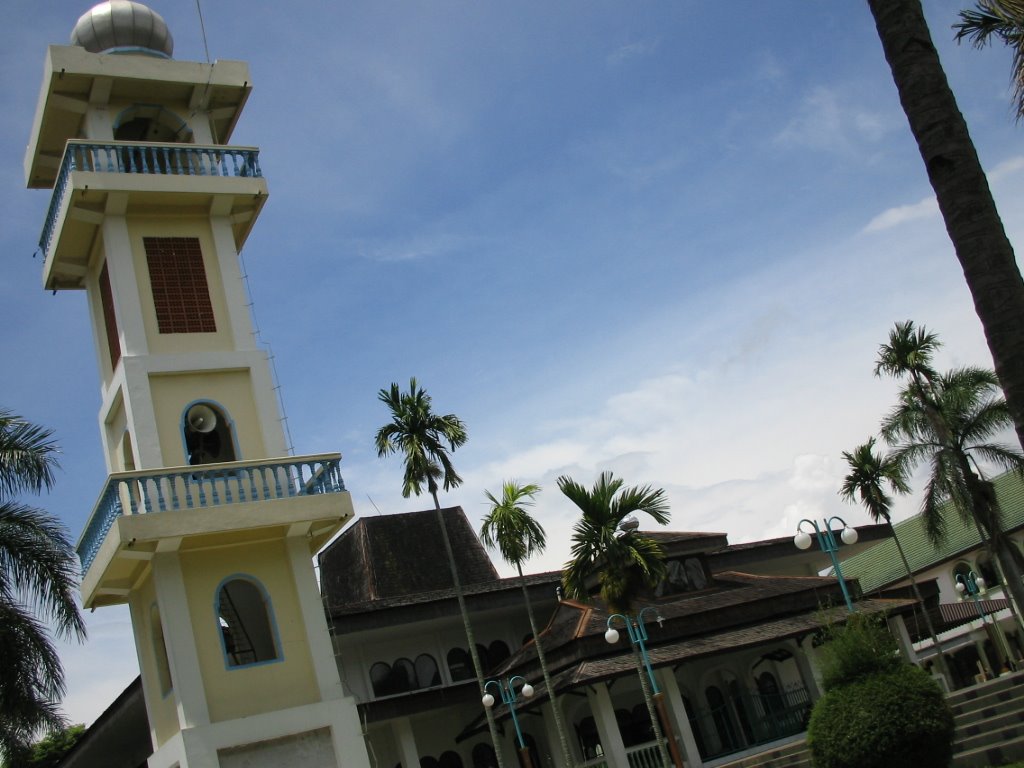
left=956, top=1, right=1024, bottom=120
left=0, top=411, right=59, bottom=498
left=480, top=481, right=545, bottom=569
left=873, top=320, right=941, bottom=381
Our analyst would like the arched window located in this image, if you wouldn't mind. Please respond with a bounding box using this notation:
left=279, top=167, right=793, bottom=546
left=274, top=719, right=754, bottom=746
left=216, top=576, right=280, bottom=668
left=150, top=604, right=172, bottom=696
left=439, top=752, right=464, bottom=768
left=756, top=671, right=784, bottom=715
left=706, top=685, right=738, bottom=754
left=471, top=744, right=497, bottom=768
left=114, top=104, right=193, bottom=144
left=952, top=560, right=974, bottom=592
left=448, top=648, right=473, bottom=682
left=415, top=654, right=441, bottom=689
left=391, top=658, right=416, bottom=693
left=182, top=401, right=237, bottom=466
left=370, top=662, right=393, bottom=697
left=575, top=716, right=601, bottom=760
left=976, top=553, right=1001, bottom=587
left=420, top=758, right=440, bottom=768
left=487, top=640, right=510, bottom=668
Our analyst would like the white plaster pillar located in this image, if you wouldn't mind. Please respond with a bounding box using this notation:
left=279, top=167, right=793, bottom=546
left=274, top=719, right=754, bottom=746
left=887, top=615, right=919, bottom=664
left=101, top=213, right=150, bottom=357
left=793, top=638, right=821, bottom=700
left=151, top=553, right=211, bottom=730
left=657, top=670, right=703, bottom=768
left=285, top=535, right=343, bottom=700
left=393, top=719, right=421, bottom=768
left=586, top=684, right=627, bottom=768
left=540, top=698, right=572, bottom=768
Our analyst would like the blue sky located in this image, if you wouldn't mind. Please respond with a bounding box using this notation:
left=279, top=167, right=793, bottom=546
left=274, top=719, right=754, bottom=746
left=2, top=1, right=1023, bottom=726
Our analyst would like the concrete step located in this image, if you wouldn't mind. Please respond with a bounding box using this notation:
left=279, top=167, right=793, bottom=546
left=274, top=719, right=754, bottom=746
left=955, top=708, right=1024, bottom=743
left=951, top=731, right=1024, bottom=768
left=712, top=740, right=809, bottom=768
left=953, top=692, right=1024, bottom=729
left=947, top=671, right=1024, bottom=711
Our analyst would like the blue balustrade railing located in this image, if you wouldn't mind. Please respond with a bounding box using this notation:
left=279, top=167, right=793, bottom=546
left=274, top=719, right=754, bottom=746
left=77, top=453, right=344, bottom=574
left=39, top=140, right=262, bottom=259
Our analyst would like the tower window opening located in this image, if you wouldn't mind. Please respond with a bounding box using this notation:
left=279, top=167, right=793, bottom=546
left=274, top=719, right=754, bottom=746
left=216, top=577, right=280, bottom=668
left=183, top=402, right=237, bottom=466
left=98, top=262, right=121, bottom=369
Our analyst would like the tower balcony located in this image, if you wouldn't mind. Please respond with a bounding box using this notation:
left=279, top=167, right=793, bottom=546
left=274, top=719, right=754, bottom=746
left=77, top=453, right=353, bottom=609
left=38, top=139, right=268, bottom=291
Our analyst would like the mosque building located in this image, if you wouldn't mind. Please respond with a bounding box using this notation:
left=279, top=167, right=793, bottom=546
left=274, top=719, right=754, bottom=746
left=21, top=4, right=1024, bottom=768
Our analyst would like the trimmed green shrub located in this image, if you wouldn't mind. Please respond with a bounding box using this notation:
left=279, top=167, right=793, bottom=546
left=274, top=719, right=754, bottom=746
left=807, top=663, right=954, bottom=768
left=817, top=613, right=903, bottom=691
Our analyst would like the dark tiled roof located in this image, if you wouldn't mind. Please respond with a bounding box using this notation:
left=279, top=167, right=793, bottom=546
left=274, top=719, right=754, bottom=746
left=490, top=570, right=861, bottom=684
left=560, top=597, right=915, bottom=688
left=319, top=507, right=500, bottom=609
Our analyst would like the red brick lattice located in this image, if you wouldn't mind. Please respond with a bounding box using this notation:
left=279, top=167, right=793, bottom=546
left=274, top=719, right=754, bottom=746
left=143, top=237, right=217, bottom=334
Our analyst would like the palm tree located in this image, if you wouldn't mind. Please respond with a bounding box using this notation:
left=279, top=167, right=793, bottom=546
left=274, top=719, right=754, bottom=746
left=866, top=0, right=1024, bottom=456
left=559, top=471, right=672, bottom=768
left=839, top=438, right=954, bottom=685
left=0, top=410, right=86, bottom=761
left=879, top=365, right=1024, bottom=623
left=480, top=482, right=574, bottom=768
left=374, top=380, right=506, bottom=767
left=955, top=0, right=1024, bottom=120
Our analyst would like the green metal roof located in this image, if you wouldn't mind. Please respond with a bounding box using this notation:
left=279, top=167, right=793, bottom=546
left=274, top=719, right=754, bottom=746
left=839, top=470, right=1024, bottom=593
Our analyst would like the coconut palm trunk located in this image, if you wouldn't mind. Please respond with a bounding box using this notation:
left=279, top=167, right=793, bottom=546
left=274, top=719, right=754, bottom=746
left=428, top=484, right=506, bottom=768
left=632, top=644, right=671, bottom=767
left=867, top=0, right=1024, bottom=454
left=886, top=519, right=956, bottom=681
left=515, top=564, right=574, bottom=768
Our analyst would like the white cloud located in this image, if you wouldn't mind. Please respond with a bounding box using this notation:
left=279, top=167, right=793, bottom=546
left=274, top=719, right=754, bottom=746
left=607, top=39, right=660, bottom=68
left=863, top=195, right=939, bottom=232
left=775, top=86, right=890, bottom=153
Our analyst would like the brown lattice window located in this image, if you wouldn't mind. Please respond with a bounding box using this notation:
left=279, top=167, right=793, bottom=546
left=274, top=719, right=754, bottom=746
left=99, top=262, right=121, bottom=368
left=144, top=237, right=217, bottom=334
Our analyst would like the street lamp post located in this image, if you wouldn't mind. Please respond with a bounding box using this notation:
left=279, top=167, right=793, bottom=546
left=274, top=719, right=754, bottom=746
left=794, top=516, right=859, bottom=612
left=482, top=676, right=535, bottom=768
left=606, top=608, right=682, bottom=768
left=956, top=570, right=1012, bottom=674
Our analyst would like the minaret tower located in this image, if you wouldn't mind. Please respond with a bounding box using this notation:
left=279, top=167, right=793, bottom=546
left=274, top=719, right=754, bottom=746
left=24, top=4, right=370, bottom=767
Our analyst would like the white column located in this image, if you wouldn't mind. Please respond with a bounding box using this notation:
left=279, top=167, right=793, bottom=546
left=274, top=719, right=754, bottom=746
left=587, top=684, right=627, bottom=768
left=102, top=213, right=149, bottom=357
left=393, top=719, right=421, bottom=768
left=657, top=670, right=703, bottom=768
left=887, top=615, right=919, bottom=664
left=795, top=637, right=823, bottom=699
left=285, top=535, right=344, bottom=701
left=151, top=553, right=211, bottom=730
left=541, top=699, right=572, bottom=768
left=793, top=638, right=821, bottom=700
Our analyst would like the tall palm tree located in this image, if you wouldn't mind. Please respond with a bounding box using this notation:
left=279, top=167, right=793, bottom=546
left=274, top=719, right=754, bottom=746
left=480, top=482, right=573, bottom=768
left=0, top=410, right=86, bottom=761
left=840, top=438, right=954, bottom=685
left=956, top=0, right=1024, bottom=120
left=879, top=365, right=1024, bottom=622
left=374, top=380, right=506, bottom=767
left=866, top=0, right=1024, bottom=456
left=559, top=472, right=672, bottom=768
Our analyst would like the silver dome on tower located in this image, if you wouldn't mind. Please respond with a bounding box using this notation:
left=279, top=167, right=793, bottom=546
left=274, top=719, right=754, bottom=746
left=71, top=1, right=173, bottom=58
